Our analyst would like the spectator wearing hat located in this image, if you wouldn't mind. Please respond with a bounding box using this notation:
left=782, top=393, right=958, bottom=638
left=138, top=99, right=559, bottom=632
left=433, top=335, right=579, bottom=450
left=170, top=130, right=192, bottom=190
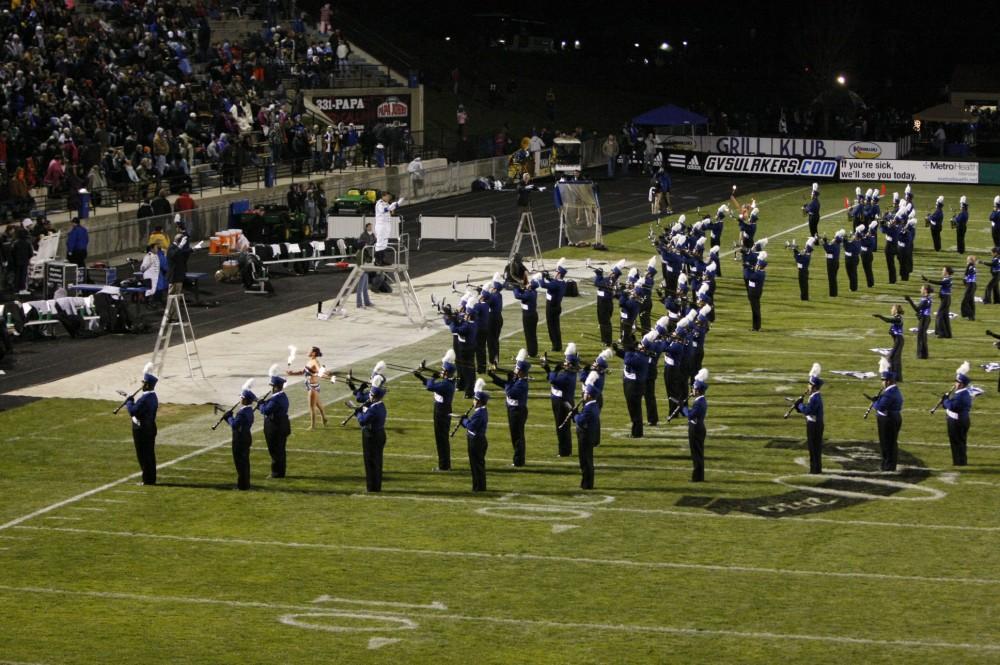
left=942, top=362, right=973, bottom=466
left=258, top=369, right=291, bottom=479
left=794, top=364, right=825, bottom=474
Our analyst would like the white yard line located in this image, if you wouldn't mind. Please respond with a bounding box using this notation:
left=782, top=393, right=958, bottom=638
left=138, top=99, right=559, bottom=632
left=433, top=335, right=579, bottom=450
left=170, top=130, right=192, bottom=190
left=0, top=583, right=996, bottom=652
left=16, top=525, right=999, bottom=586
left=67, top=507, right=106, bottom=512
left=40, top=517, right=80, bottom=522
left=89, top=499, right=127, bottom=504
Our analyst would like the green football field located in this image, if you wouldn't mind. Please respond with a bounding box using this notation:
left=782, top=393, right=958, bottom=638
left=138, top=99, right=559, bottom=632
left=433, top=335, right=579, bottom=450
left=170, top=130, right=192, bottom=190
left=2, top=181, right=999, bottom=664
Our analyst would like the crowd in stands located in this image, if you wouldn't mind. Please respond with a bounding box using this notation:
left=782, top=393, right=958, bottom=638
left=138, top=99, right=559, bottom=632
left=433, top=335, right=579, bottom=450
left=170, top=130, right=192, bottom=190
left=0, top=0, right=412, bottom=223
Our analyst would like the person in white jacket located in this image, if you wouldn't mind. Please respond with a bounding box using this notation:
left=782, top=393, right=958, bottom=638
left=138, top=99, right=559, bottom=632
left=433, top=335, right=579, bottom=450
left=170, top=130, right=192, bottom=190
left=407, top=157, right=425, bottom=197
left=373, top=192, right=404, bottom=264
left=139, top=244, right=161, bottom=297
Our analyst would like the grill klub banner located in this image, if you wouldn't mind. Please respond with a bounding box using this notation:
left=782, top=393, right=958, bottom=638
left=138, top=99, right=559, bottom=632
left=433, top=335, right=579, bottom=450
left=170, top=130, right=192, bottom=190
left=312, top=94, right=411, bottom=132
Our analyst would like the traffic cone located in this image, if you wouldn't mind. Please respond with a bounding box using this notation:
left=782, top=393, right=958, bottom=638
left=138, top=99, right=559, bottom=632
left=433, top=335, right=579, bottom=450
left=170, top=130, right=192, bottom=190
left=880, top=183, right=887, bottom=195
left=844, top=196, right=850, bottom=209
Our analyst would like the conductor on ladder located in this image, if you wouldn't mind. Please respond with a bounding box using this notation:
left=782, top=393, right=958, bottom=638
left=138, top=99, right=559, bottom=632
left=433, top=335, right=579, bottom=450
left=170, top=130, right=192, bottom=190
left=373, top=192, right=404, bottom=265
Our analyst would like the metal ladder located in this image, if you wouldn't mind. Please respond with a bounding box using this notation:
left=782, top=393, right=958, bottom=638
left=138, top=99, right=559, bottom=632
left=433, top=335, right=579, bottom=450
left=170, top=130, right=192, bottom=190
left=510, top=210, right=545, bottom=271
left=150, top=293, right=205, bottom=379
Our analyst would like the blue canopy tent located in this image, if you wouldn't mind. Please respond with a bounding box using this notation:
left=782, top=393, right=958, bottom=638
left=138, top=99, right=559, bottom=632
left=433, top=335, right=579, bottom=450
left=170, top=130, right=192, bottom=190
left=632, top=104, right=708, bottom=128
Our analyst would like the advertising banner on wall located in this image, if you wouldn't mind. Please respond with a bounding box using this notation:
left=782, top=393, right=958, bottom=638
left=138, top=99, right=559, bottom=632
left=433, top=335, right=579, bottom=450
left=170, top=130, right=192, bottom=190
left=312, top=94, right=412, bottom=132
left=839, top=159, right=979, bottom=184
left=703, top=154, right=839, bottom=178
left=684, top=136, right=898, bottom=160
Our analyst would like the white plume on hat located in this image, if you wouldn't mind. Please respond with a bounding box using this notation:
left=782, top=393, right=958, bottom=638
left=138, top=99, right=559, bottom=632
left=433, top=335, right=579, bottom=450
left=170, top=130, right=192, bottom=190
left=695, top=237, right=706, bottom=247
left=835, top=229, right=845, bottom=238
left=956, top=360, right=969, bottom=375
left=556, top=257, right=567, bottom=271
left=717, top=204, right=729, bottom=215
left=647, top=256, right=657, bottom=269
left=671, top=222, right=683, bottom=233
left=678, top=273, right=688, bottom=286
left=240, top=378, right=254, bottom=393
left=750, top=206, right=760, bottom=217
left=695, top=368, right=709, bottom=383
left=678, top=214, right=687, bottom=224
left=613, top=259, right=627, bottom=272
left=806, top=236, right=816, bottom=247
left=879, top=356, right=890, bottom=374
left=463, top=290, right=475, bottom=304
left=710, top=245, right=720, bottom=255
left=474, top=378, right=486, bottom=393
left=810, top=363, right=821, bottom=379
left=856, top=224, right=865, bottom=234
left=994, top=195, right=1000, bottom=206
left=865, top=188, right=873, bottom=198
left=585, top=370, right=600, bottom=386
left=757, top=251, right=767, bottom=261
left=492, top=272, right=503, bottom=284
left=641, top=331, right=658, bottom=347
left=868, top=220, right=878, bottom=231
left=141, top=362, right=156, bottom=380
left=705, top=261, right=718, bottom=273
left=937, top=195, right=945, bottom=205
left=905, top=184, right=912, bottom=194
left=656, top=315, right=671, bottom=330
left=757, top=237, right=768, bottom=249
left=372, top=374, right=385, bottom=388
left=481, top=281, right=492, bottom=293
left=699, top=304, right=712, bottom=318
left=443, top=349, right=456, bottom=365
left=812, top=183, right=819, bottom=193
left=855, top=186, right=862, bottom=197
left=960, top=195, right=968, bottom=205
left=628, top=267, right=639, bottom=280
left=672, top=234, right=687, bottom=246
left=373, top=360, right=386, bottom=375
left=893, top=191, right=900, bottom=201
left=516, top=348, right=528, bottom=362
left=564, top=342, right=577, bottom=358
left=268, top=363, right=279, bottom=377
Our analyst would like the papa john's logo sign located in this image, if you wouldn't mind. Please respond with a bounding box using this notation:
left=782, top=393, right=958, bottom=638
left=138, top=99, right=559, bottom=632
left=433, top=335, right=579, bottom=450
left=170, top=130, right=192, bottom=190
left=849, top=142, right=883, bottom=159
left=377, top=98, right=409, bottom=119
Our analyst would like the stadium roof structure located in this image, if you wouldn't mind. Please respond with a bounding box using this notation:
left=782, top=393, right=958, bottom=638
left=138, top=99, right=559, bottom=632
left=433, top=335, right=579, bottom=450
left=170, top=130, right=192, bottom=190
left=632, top=104, right=708, bottom=127
left=913, top=102, right=978, bottom=124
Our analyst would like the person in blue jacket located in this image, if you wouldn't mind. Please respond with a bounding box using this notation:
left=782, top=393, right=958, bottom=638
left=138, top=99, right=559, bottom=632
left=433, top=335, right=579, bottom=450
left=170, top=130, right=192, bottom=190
left=802, top=182, right=821, bottom=236
left=905, top=285, right=933, bottom=359
left=844, top=225, right=862, bottom=291
left=225, top=380, right=256, bottom=490
left=922, top=266, right=953, bottom=338
left=66, top=217, right=89, bottom=267
left=873, top=304, right=904, bottom=382
left=822, top=229, right=843, bottom=297
left=682, top=368, right=710, bottom=482
left=448, top=303, right=478, bottom=398
left=868, top=357, right=903, bottom=472
left=745, top=252, right=767, bottom=332
left=414, top=349, right=457, bottom=471
left=941, top=362, right=973, bottom=466
left=355, top=374, right=388, bottom=492
left=961, top=254, right=977, bottom=320
left=860, top=220, right=878, bottom=288
left=125, top=362, right=159, bottom=486
left=543, top=343, right=579, bottom=456
left=613, top=335, right=648, bottom=438
left=792, top=236, right=815, bottom=301
left=953, top=195, right=969, bottom=254
left=258, top=367, right=291, bottom=478
left=488, top=348, right=530, bottom=467
left=574, top=375, right=602, bottom=490
left=539, top=258, right=568, bottom=352
left=926, top=195, right=945, bottom=252
left=984, top=246, right=1000, bottom=305
left=459, top=378, right=490, bottom=491
left=793, top=363, right=824, bottom=474
left=512, top=275, right=539, bottom=357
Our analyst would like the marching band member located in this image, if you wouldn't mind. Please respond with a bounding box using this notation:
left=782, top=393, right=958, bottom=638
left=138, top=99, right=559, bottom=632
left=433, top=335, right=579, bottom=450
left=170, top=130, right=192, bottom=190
left=822, top=230, right=843, bottom=297
left=414, top=349, right=457, bottom=471
left=225, top=380, right=256, bottom=491
left=613, top=335, right=647, bottom=438
left=745, top=251, right=767, bottom=332
left=861, top=220, right=878, bottom=288
left=844, top=226, right=862, bottom=292
left=905, top=285, right=932, bottom=360
left=927, top=195, right=945, bottom=252
left=923, top=267, right=953, bottom=338
left=125, top=363, right=159, bottom=486
left=793, top=363, right=824, bottom=474
left=618, top=269, right=641, bottom=342
left=473, top=285, right=491, bottom=373
left=793, top=236, right=815, bottom=301
left=258, top=366, right=291, bottom=479
left=486, top=273, right=505, bottom=369
left=870, top=357, right=902, bottom=472
left=984, top=246, right=1000, bottom=305
left=881, top=208, right=899, bottom=284
left=942, top=362, right=972, bottom=466
left=803, top=183, right=820, bottom=237
left=544, top=343, right=579, bottom=456
left=593, top=263, right=617, bottom=346
left=953, top=195, right=969, bottom=254
left=512, top=274, right=540, bottom=357
left=448, top=302, right=478, bottom=397
left=961, top=254, right=977, bottom=321
left=682, top=368, right=710, bottom=482
left=898, top=216, right=916, bottom=281
left=540, top=258, right=569, bottom=352
left=990, top=195, right=1000, bottom=248
left=872, top=304, right=904, bottom=382
left=640, top=330, right=663, bottom=426
left=575, top=374, right=602, bottom=490
left=460, top=378, right=490, bottom=491
left=355, top=374, right=388, bottom=492
left=489, top=349, right=530, bottom=467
